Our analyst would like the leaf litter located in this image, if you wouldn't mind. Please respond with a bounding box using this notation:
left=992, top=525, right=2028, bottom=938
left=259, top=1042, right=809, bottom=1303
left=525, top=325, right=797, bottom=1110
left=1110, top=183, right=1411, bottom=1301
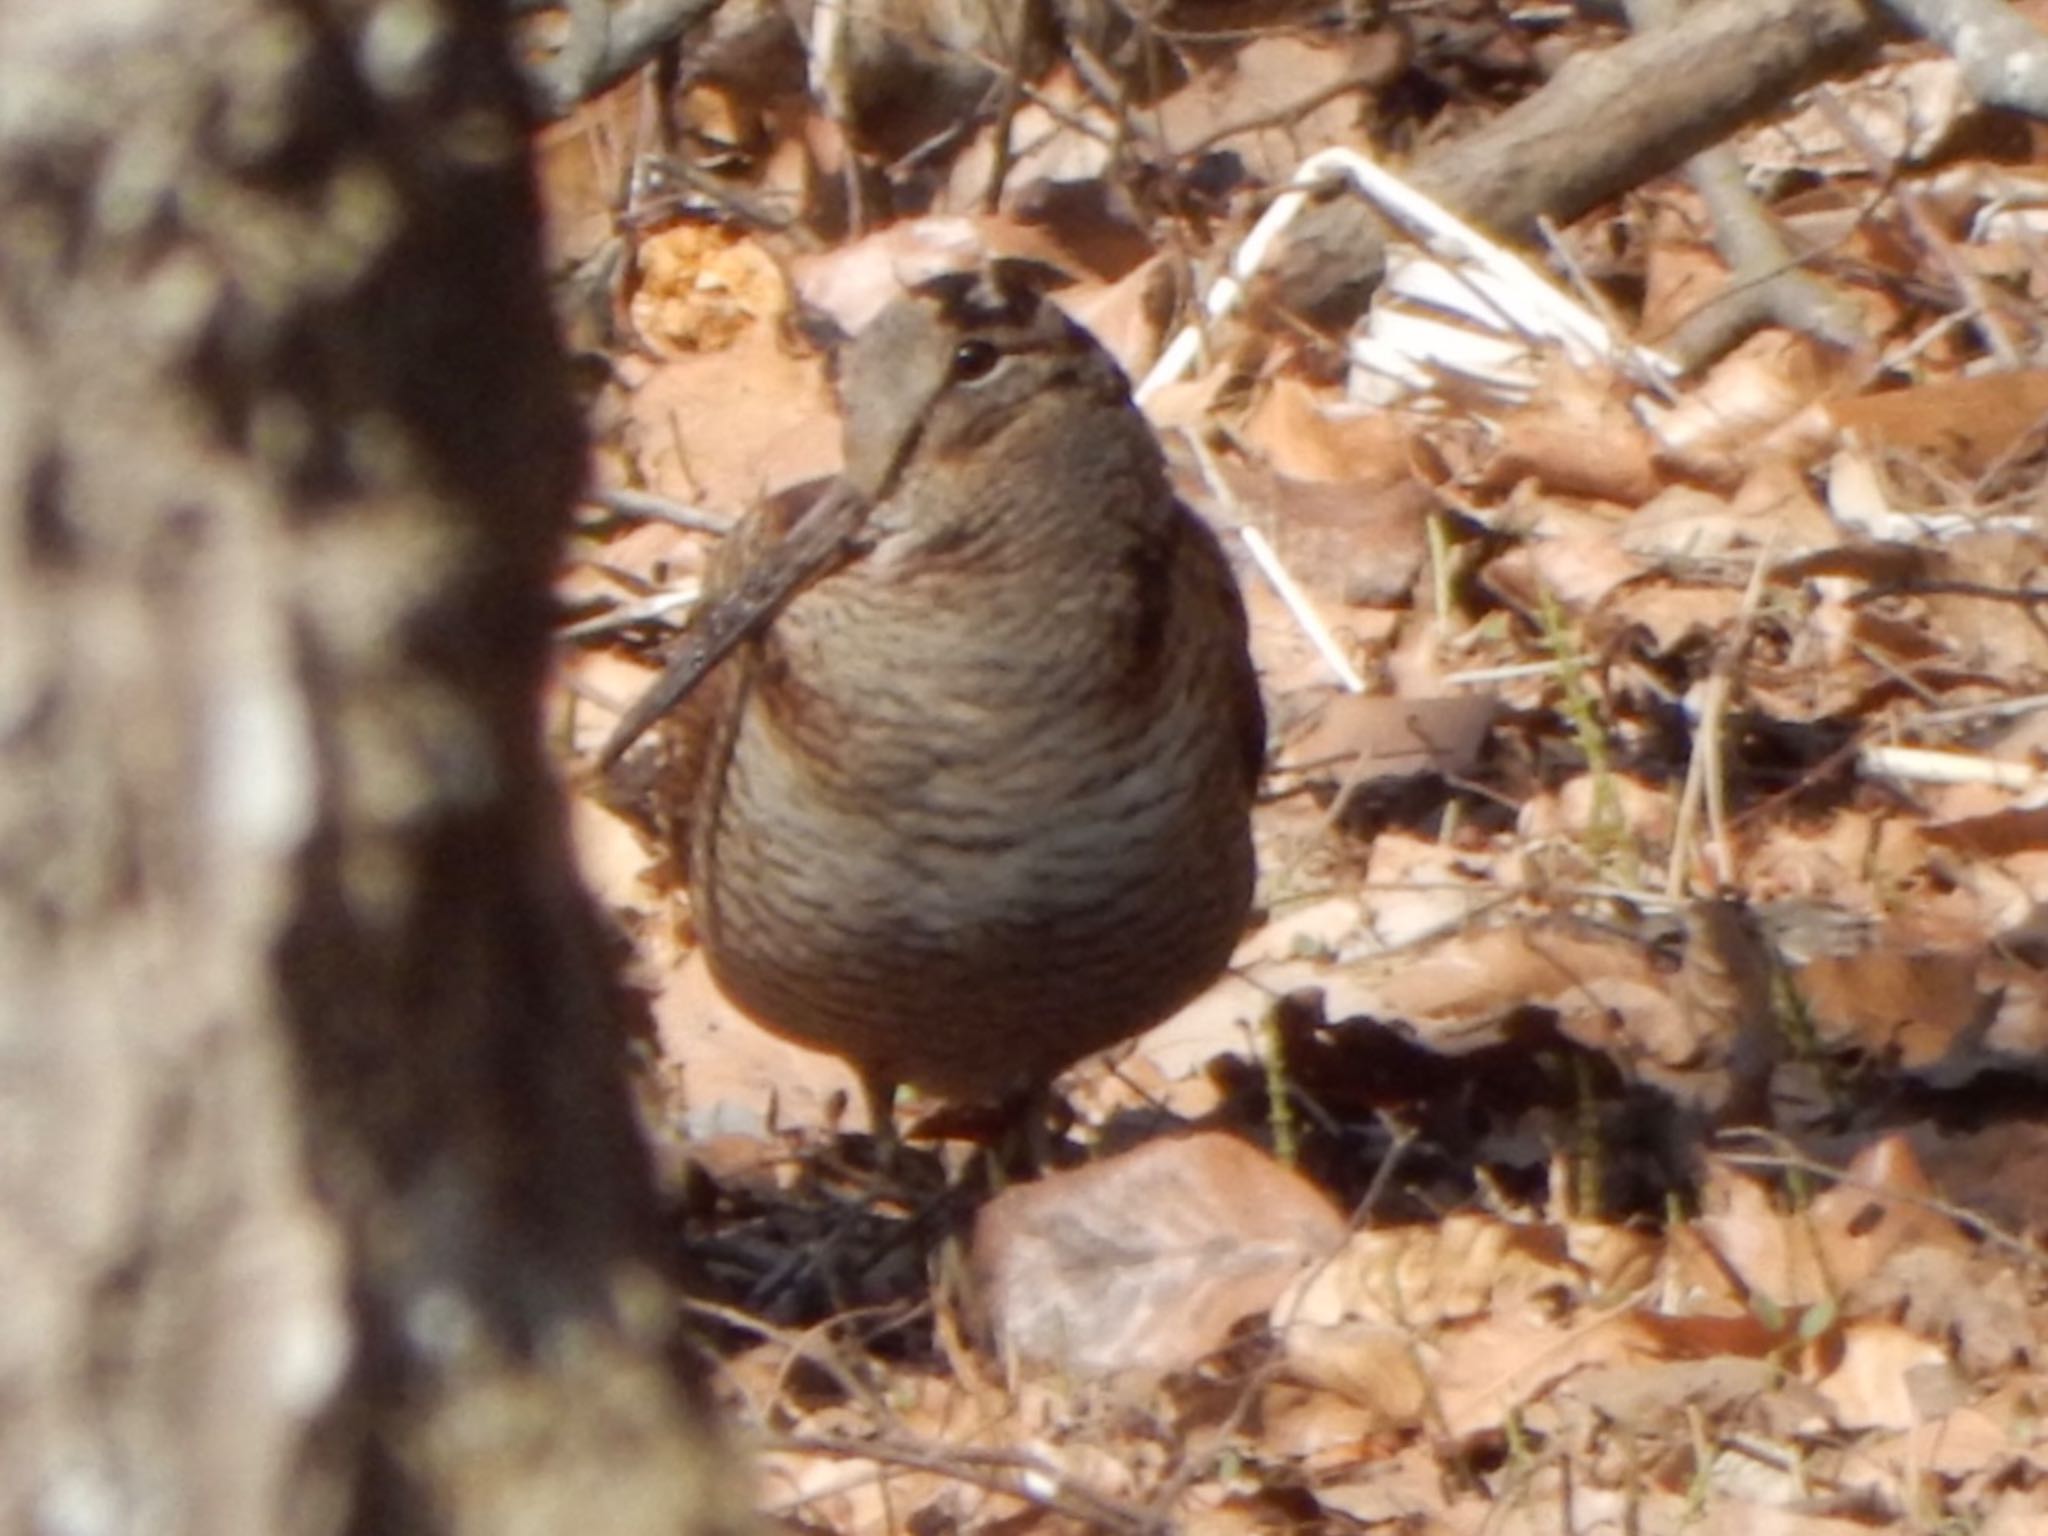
left=538, top=3, right=2048, bottom=1529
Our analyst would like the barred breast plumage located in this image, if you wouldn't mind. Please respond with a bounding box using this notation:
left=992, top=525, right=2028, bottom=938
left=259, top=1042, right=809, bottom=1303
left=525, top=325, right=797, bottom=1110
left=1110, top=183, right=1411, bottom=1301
left=623, top=264, right=1263, bottom=1128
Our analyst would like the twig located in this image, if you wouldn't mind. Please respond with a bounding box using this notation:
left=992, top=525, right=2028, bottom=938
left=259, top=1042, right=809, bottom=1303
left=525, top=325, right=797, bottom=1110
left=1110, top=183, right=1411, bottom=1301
left=1444, top=660, right=1563, bottom=687
left=1621, top=0, right=1869, bottom=369
left=1177, top=65, right=1399, bottom=160
left=621, top=157, right=806, bottom=239
left=1811, top=84, right=2024, bottom=368
left=681, top=1295, right=900, bottom=1425
left=1178, top=429, right=1368, bottom=694
left=977, top=13, right=1032, bottom=213
left=1535, top=214, right=1676, bottom=399
left=552, top=0, right=612, bottom=113
left=1261, top=0, right=1885, bottom=330
left=1848, top=580, right=2048, bottom=606
left=1666, top=543, right=1775, bottom=900
left=585, top=487, right=736, bottom=535
left=1877, top=0, right=2048, bottom=119
left=1715, top=1131, right=2048, bottom=1269
left=766, top=1430, right=1166, bottom=1535
left=557, top=588, right=697, bottom=641
left=522, top=0, right=722, bottom=120
left=1899, top=688, right=2048, bottom=729
left=1859, top=743, right=2048, bottom=790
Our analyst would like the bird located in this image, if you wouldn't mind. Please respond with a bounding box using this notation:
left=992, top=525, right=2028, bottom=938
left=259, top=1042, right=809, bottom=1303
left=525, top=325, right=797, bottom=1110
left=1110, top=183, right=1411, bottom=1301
left=601, top=263, right=1264, bottom=1138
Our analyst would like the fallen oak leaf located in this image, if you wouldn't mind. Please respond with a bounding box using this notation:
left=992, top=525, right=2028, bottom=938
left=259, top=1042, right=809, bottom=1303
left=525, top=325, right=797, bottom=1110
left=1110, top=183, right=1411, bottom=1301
left=971, top=1132, right=1346, bottom=1381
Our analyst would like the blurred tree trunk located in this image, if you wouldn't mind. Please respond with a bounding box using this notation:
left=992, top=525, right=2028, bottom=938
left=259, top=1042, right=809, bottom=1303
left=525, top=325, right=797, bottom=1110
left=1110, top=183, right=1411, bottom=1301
left=0, top=3, right=745, bottom=1534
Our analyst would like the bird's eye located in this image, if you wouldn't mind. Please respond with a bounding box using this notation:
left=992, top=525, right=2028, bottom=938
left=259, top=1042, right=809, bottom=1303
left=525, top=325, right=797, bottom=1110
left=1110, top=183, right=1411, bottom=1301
left=951, top=339, right=1002, bottom=382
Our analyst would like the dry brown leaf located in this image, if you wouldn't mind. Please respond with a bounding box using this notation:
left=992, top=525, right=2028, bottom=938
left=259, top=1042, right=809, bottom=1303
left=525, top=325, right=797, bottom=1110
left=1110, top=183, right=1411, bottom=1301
left=1138, top=362, right=1236, bottom=436
left=1827, top=371, right=2048, bottom=480
left=1571, top=1350, right=1802, bottom=1424
left=1908, top=1122, right=2048, bottom=1236
left=1925, top=804, right=2048, bottom=860
left=1658, top=1219, right=1767, bottom=1316
left=532, top=76, right=640, bottom=267
left=1286, top=694, right=1498, bottom=785
left=1848, top=605, right=1947, bottom=665
left=1744, top=811, right=1930, bottom=913
left=1346, top=832, right=1507, bottom=952
left=1715, top=1508, right=1948, bottom=1536
left=1220, top=459, right=1433, bottom=609
left=1244, top=377, right=1416, bottom=487
left=1285, top=1228, right=1795, bottom=1441
left=1305, top=1439, right=1462, bottom=1527
left=1479, top=362, right=1661, bottom=505
left=1428, top=1309, right=1676, bottom=1441
left=1805, top=1135, right=1968, bottom=1292
left=1638, top=189, right=1724, bottom=348
left=1280, top=1214, right=1633, bottom=1435
left=1061, top=254, right=1173, bottom=380
left=1691, top=1164, right=1833, bottom=1309
left=944, top=86, right=1126, bottom=245
left=789, top=213, right=1083, bottom=334
left=1794, top=944, right=1987, bottom=1066
left=1481, top=496, right=1648, bottom=616
left=1854, top=1244, right=2037, bottom=1376
left=1254, top=1381, right=1400, bottom=1465
left=1178, top=1499, right=1290, bottom=1536
left=1335, top=922, right=1663, bottom=1053
left=1624, top=458, right=1837, bottom=559
left=655, top=950, right=869, bottom=1136
left=1620, top=487, right=1753, bottom=561
left=1548, top=975, right=1685, bottom=1068
left=1652, top=332, right=1832, bottom=474
left=1860, top=1404, right=2032, bottom=1488
left=1283, top=1214, right=1588, bottom=1335
left=1148, top=30, right=1398, bottom=184
left=1564, top=1220, right=1662, bottom=1298
left=972, top=1132, right=1346, bottom=1380
left=1276, top=1321, right=1433, bottom=1430
left=1752, top=59, right=1976, bottom=172
left=567, top=788, right=665, bottom=914
left=1917, top=533, right=2048, bottom=680
left=1592, top=576, right=1747, bottom=654
left=1518, top=772, right=1675, bottom=851
left=1984, top=957, right=2048, bottom=1060
left=618, top=324, right=839, bottom=510
left=1811, top=1320, right=1956, bottom=1431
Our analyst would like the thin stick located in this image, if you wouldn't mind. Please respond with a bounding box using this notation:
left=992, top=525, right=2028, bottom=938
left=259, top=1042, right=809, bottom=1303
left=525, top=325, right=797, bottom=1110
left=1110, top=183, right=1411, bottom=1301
left=1179, top=429, right=1368, bottom=694
left=1666, top=542, right=1774, bottom=899
left=585, top=487, right=736, bottom=535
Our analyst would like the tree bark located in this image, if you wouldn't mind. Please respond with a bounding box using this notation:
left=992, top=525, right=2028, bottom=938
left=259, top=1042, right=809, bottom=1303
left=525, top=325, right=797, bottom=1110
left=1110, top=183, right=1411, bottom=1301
left=0, top=2, right=744, bottom=1533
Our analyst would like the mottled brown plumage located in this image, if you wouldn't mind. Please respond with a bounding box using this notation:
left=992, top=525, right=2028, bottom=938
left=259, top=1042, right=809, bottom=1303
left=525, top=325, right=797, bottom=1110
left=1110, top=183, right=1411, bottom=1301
left=620, top=266, right=1263, bottom=1127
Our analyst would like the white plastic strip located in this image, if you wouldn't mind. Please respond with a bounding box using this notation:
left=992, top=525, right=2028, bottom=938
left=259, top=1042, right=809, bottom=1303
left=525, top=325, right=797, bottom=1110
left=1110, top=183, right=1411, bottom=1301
left=1134, top=145, right=1679, bottom=404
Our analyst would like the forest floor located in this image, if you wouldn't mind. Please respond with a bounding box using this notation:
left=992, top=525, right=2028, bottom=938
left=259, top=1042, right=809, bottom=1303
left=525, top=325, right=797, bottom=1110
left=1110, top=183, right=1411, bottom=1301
left=539, top=3, right=2048, bottom=1530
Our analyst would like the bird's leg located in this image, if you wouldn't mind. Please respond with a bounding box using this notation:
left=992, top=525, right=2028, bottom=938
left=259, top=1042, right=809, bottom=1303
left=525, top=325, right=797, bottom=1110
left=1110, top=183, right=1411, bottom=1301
left=859, top=1067, right=902, bottom=1167
left=993, top=1079, right=1068, bottom=1183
